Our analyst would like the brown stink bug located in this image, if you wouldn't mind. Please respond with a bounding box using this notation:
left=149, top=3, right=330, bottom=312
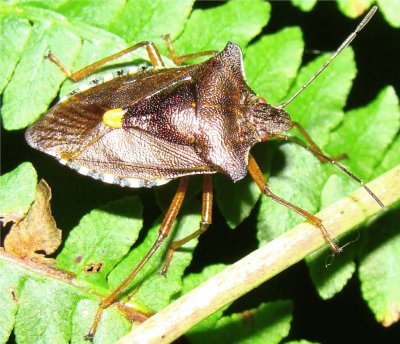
left=25, top=6, right=385, bottom=339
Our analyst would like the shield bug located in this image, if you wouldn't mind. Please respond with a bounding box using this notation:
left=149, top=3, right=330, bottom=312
left=25, top=6, right=385, bottom=339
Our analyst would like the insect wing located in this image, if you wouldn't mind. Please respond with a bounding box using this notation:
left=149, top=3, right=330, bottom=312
left=26, top=67, right=214, bottom=187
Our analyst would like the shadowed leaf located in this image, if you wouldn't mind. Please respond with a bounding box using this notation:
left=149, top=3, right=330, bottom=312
left=56, top=197, right=143, bottom=288
left=205, top=300, right=293, bottom=344
left=359, top=212, right=400, bottom=327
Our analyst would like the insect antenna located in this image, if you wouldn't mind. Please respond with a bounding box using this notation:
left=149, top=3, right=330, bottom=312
left=272, top=6, right=385, bottom=210
left=278, top=6, right=377, bottom=109
left=274, top=134, right=387, bottom=211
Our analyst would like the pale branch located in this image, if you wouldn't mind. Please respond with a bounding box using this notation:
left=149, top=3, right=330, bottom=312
left=118, top=165, right=400, bottom=344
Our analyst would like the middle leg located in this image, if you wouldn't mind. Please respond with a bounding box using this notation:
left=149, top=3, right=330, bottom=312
left=247, top=154, right=342, bottom=254
left=163, top=34, right=218, bottom=65
left=161, top=174, right=213, bottom=275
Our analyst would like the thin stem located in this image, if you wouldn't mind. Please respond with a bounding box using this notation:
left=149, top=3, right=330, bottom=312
left=117, top=164, right=400, bottom=344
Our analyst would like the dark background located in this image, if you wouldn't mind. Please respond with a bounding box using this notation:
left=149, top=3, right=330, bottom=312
left=1, top=1, right=399, bottom=343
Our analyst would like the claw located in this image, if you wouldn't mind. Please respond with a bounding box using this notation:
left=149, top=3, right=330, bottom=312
left=158, top=268, right=168, bottom=277
left=84, top=333, right=94, bottom=342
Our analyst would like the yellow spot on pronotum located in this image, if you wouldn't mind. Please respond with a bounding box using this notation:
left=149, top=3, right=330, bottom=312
left=103, top=108, right=126, bottom=128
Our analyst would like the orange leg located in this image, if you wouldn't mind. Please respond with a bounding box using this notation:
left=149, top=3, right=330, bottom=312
left=247, top=154, right=342, bottom=254
left=271, top=133, right=386, bottom=210
left=161, top=175, right=213, bottom=275
left=292, top=121, right=347, bottom=162
left=86, top=177, right=189, bottom=340
left=47, top=35, right=217, bottom=81
left=47, top=40, right=165, bottom=81
left=162, top=34, right=218, bottom=65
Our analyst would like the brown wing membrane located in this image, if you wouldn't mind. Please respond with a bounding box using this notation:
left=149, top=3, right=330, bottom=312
left=25, top=67, right=215, bottom=182
left=65, top=127, right=214, bottom=180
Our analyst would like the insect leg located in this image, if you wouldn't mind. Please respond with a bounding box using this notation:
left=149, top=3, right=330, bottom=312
left=271, top=133, right=386, bottom=210
left=47, top=41, right=165, bottom=82
left=247, top=154, right=342, bottom=254
left=160, top=175, right=213, bottom=275
left=86, top=177, right=189, bottom=340
left=163, top=34, right=218, bottom=65
left=292, top=121, right=347, bottom=162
